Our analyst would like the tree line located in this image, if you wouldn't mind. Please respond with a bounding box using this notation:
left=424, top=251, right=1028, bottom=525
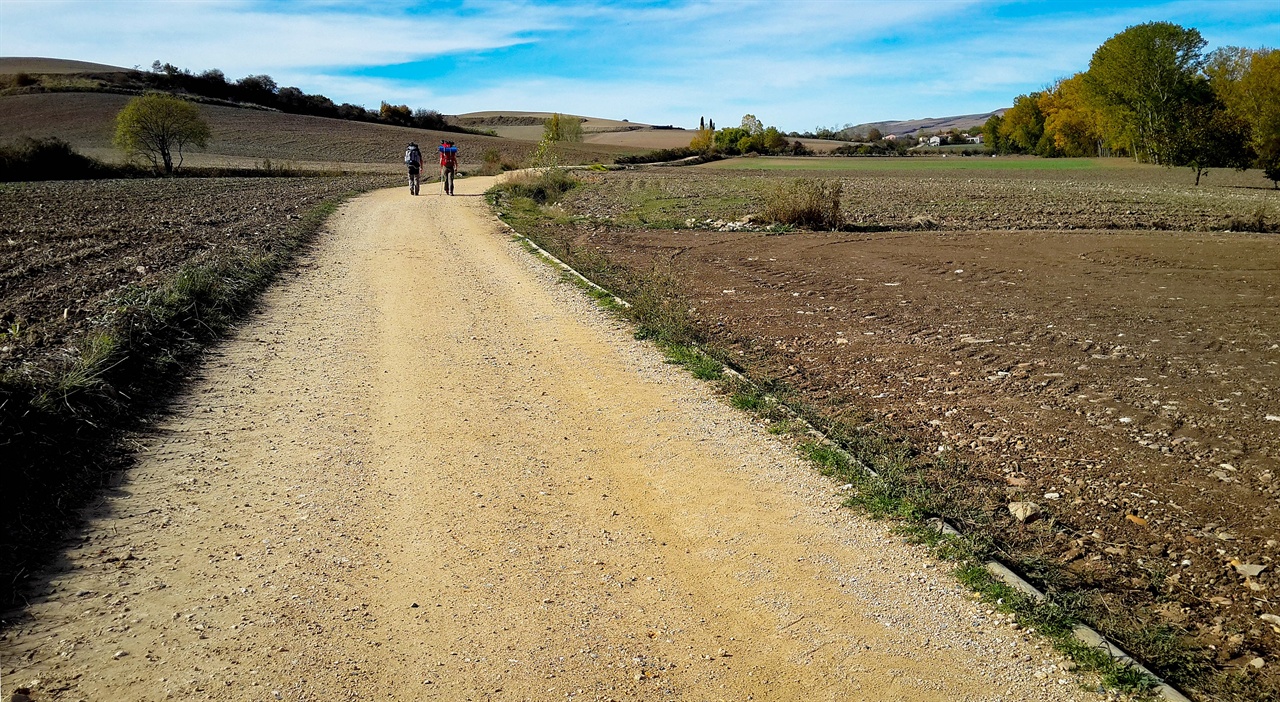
left=984, top=22, right=1279, bottom=186
left=689, top=114, right=812, bottom=156
left=82, top=61, right=475, bottom=134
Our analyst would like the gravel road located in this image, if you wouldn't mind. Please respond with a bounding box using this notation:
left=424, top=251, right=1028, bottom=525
left=2, top=177, right=1105, bottom=701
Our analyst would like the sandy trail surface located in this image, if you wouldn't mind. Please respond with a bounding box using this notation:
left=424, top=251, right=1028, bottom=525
left=3, top=177, right=1101, bottom=701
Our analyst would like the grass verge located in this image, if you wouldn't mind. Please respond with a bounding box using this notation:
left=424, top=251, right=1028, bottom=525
left=0, top=192, right=365, bottom=607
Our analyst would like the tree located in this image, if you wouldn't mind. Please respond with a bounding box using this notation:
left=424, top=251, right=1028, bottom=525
left=982, top=114, right=1007, bottom=153
left=714, top=126, right=750, bottom=154
left=543, top=113, right=583, bottom=142
left=689, top=124, right=715, bottom=153
left=762, top=126, right=788, bottom=152
left=413, top=109, right=448, bottom=130
left=1168, top=99, right=1252, bottom=184
left=198, top=68, right=226, bottom=84
left=1038, top=74, right=1105, bottom=157
left=236, top=74, right=278, bottom=98
left=999, top=93, right=1046, bottom=153
left=380, top=102, right=413, bottom=126
left=114, top=93, right=210, bottom=174
left=740, top=114, right=764, bottom=136
left=1084, top=22, right=1207, bottom=163
left=1210, top=47, right=1280, bottom=188
left=866, top=127, right=883, bottom=142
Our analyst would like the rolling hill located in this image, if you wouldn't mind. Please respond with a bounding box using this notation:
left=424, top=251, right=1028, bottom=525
left=451, top=111, right=857, bottom=153
left=842, top=110, right=1008, bottom=138
left=0, top=93, right=634, bottom=171
left=0, top=56, right=882, bottom=163
left=0, top=57, right=131, bottom=74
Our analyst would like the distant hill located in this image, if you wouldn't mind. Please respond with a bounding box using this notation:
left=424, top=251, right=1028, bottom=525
left=0, top=57, right=132, bottom=74
left=0, top=93, right=633, bottom=170
left=453, top=111, right=856, bottom=153
left=450, top=111, right=664, bottom=143
left=843, top=110, right=1008, bottom=138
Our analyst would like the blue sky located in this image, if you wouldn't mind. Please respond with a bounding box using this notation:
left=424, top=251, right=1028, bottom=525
left=3, top=0, right=1278, bottom=131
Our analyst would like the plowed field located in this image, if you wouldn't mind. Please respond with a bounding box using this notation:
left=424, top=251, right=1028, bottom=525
left=535, top=162, right=1280, bottom=695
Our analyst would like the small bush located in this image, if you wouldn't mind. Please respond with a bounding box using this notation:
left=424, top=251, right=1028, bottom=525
left=615, top=147, right=702, bottom=165
left=759, top=178, right=844, bottom=230
left=494, top=168, right=578, bottom=204
left=830, top=142, right=908, bottom=156
left=909, top=215, right=940, bottom=230
left=628, top=270, right=695, bottom=345
left=0, top=137, right=110, bottom=181
left=480, top=148, right=517, bottom=176
left=1222, top=203, right=1275, bottom=233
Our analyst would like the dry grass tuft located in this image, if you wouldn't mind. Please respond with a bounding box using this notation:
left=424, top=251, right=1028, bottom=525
left=909, top=215, right=941, bottom=230
left=760, top=178, right=844, bottom=230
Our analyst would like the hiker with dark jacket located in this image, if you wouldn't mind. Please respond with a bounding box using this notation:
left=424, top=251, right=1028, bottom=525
left=404, top=142, right=423, bottom=195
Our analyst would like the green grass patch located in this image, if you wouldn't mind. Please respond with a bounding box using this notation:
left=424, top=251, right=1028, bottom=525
left=766, top=419, right=805, bottom=435
left=955, top=565, right=1160, bottom=696
left=660, top=343, right=724, bottom=380
left=609, top=182, right=754, bottom=229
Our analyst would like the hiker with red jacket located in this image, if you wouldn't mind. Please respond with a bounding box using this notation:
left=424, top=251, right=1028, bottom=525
left=439, top=140, right=458, bottom=196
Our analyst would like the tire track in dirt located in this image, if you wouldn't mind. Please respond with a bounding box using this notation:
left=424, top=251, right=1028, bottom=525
left=2, top=178, right=1102, bottom=701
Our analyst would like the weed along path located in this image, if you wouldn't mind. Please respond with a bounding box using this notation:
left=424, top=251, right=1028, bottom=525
left=4, top=177, right=1102, bottom=702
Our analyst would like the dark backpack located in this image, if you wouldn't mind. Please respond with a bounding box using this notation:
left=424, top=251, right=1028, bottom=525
left=404, top=145, right=421, bottom=165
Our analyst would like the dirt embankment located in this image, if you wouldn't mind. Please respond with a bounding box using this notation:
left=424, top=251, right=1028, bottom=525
left=2, top=179, right=1101, bottom=701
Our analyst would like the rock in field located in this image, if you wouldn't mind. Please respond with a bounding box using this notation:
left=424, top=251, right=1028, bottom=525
left=1008, top=501, right=1042, bottom=523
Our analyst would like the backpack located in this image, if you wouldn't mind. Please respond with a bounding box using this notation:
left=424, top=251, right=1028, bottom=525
left=404, top=145, right=421, bottom=165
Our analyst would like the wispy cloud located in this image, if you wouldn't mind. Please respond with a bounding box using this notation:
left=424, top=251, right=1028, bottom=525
left=3, top=0, right=1277, bottom=130
left=1, top=0, right=553, bottom=72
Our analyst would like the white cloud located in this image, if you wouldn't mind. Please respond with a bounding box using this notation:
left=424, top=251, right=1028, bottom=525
left=0, top=0, right=554, bottom=75
left=3, top=0, right=1275, bottom=130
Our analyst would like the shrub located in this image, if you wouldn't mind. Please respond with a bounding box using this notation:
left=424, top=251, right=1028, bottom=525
left=760, top=178, right=844, bottom=230
left=614, top=147, right=702, bottom=165
left=0, top=137, right=109, bottom=181
left=909, top=214, right=941, bottom=230
left=1221, top=203, right=1276, bottom=232
left=480, top=148, right=516, bottom=176
left=493, top=168, right=578, bottom=204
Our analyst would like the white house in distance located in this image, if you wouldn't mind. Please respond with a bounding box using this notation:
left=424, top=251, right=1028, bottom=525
left=918, top=133, right=984, bottom=146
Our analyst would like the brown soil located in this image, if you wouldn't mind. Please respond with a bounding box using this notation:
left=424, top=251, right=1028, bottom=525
left=1, top=180, right=1102, bottom=701
left=540, top=167, right=1280, bottom=694
left=570, top=166, right=1279, bottom=233
left=0, top=176, right=396, bottom=379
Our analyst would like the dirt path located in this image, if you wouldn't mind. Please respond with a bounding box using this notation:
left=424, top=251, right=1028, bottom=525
left=2, top=178, right=1103, bottom=701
